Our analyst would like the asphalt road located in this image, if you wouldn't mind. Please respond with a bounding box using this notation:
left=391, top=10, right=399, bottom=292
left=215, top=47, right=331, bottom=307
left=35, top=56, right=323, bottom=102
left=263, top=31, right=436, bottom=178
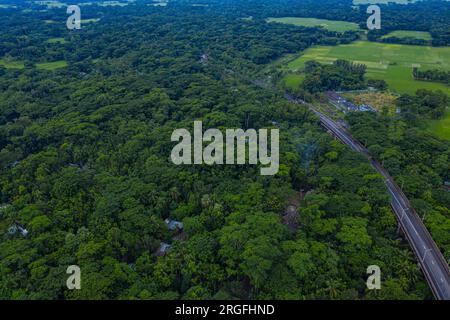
left=312, top=108, right=450, bottom=300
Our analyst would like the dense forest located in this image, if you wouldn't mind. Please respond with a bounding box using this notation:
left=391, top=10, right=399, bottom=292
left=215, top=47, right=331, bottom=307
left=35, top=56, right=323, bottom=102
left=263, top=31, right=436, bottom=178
left=174, top=0, right=450, bottom=46
left=301, top=60, right=367, bottom=93
left=0, top=0, right=448, bottom=300
left=347, top=91, right=450, bottom=260
left=397, top=89, right=449, bottom=120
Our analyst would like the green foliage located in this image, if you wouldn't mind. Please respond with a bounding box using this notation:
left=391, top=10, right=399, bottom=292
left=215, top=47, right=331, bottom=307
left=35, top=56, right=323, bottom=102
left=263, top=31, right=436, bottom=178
left=301, top=59, right=367, bottom=93
left=0, top=0, right=439, bottom=300
left=347, top=110, right=450, bottom=258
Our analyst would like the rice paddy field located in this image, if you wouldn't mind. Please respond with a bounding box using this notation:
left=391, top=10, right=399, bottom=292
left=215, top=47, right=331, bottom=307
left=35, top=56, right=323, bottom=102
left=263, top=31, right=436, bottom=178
left=36, top=60, right=68, bottom=70
left=46, top=37, right=67, bottom=44
left=428, top=110, right=450, bottom=141
left=285, top=41, right=450, bottom=95
left=81, top=18, right=101, bottom=23
left=282, top=73, right=305, bottom=90
left=267, top=17, right=360, bottom=33
left=381, top=30, right=432, bottom=41
left=0, top=59, right=67, bottom=70
left=0, top=59, right=25, bottom=69
left=34, top=1, right=67, bottom=8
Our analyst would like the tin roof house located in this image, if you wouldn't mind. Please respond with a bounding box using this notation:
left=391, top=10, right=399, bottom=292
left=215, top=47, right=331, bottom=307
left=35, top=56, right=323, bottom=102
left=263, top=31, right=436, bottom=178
left=8, top=223, right=28, bottom=237
left=156, top=242, right=171, bottom=256
left=165, top=219, right=183, bottom=231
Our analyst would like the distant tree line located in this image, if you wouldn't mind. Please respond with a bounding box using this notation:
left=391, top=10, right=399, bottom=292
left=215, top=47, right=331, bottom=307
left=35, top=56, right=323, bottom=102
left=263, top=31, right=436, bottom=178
left=413, top=68, right=450, bottom=86
left=177, top=0, right=450, bottom=46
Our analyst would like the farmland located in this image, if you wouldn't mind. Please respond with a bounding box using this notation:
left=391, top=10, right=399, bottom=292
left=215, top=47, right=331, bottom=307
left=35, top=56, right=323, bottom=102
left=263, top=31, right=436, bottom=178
left=341, top=91, right=398, bottom=114
left=36, top=60, right=68, bottom=70
left=428, top=110, right=450, bottom=141
left=267, top=17, right=360, bottom=33
left=282, top=73, right=305, bottom=91
left=284, top=41, right=450, bottom=95
left=0, top=59, right=25, bottom=69
left=0, top=59, right=67, bottom=70
left=381, top=30, right=432, bottom=41
left=46, top=37, right=67, bottom=44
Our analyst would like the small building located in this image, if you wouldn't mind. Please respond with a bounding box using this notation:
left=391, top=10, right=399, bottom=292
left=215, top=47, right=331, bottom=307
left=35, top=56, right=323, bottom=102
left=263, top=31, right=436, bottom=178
left=0, top=204, right=11, bottom=210
left=67, top=163, right=88, bottom=171
left=68, top=163, right=80, bottom=168
left=9, top=161, right=20, bottom=168
left=165, top=219, right=183, bottom=231
left=444, top=181, right=450, bottom=192
left=359, top=104, right=375, bottom=112
left=8, top=224, right=28, bottom=237
left=156, top=242, right=171, bottom=256
left=200, top=53, right=209, bottom=64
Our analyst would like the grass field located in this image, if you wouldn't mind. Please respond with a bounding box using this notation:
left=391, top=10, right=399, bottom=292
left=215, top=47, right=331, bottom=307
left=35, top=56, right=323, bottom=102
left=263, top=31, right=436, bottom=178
left=285, top=41, right=450, bottom=95
left=1, top=59, right=67, bottom=70
left=283, top=74, right=305, bottom=90
left=36, top=61, right=68, bottom=70
left=34, top=1, right=67, bottom=8
left=98, top=1, right=130, bottom=6
left=428, top=110, right=450, bottom=141
left=46, top=37, right=67, bottom=44
left=81, top=18, right=101, bottom=23
left=381, top=30, right=432, bottom=41
left=0, top=59, right=25, bottom=69
left=267, top=17, right=360, bottom=33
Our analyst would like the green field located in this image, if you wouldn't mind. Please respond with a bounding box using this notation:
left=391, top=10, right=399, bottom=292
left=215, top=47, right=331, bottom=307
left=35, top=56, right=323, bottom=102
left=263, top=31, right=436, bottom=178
left=34, top=1, right=67, bottom=8
left=0, top=59, right=25, bottom=69
left=285, top=41, right=450, bottom=95
left=81, top=18, right=101, bottom=23
left=381, top=30, right=432, bottom=41
left=428, top=110, right=450, bottom=141
left=283, top=74, right=305, bottom=90
left=46, top=37, right=67, bottom=44
left=36, top=60, right=68, bottom=70
left=1, top=59, right=67, bottom=70
left=267, top=17, right=360, bottom=33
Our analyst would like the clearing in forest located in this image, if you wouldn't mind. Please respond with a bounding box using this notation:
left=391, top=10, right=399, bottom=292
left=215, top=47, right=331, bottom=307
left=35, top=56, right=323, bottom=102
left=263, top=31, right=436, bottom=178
left=284, top=41, right=450, bottom=95
left=381, top=30, right=432, bottom=41
left=267, top=17, right=360, bottom=33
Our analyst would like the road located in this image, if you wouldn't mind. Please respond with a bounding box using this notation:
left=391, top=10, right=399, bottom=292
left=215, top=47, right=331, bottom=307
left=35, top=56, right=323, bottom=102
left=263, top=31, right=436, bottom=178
left=286, top=94, right=450, bottom=300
